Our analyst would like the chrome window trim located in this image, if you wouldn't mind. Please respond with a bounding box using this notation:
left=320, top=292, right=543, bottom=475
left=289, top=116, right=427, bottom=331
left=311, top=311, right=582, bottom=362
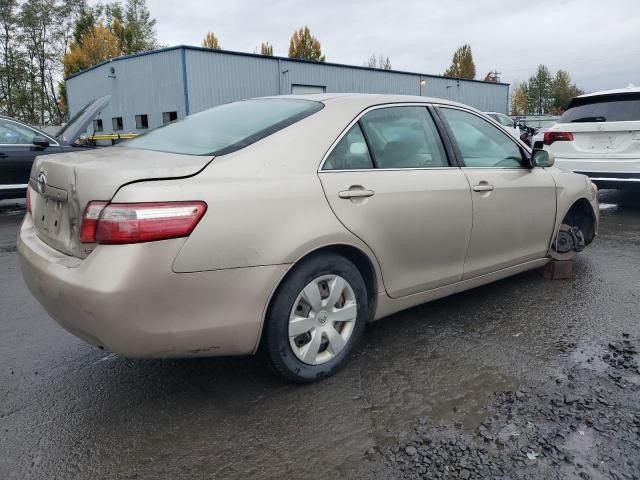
left=0, top=118, right=60, bottom=147
left=319, top=166, right=459, bottom=173
left=318, top=102, right=460, bottom=172
left=0, top=183, right=28, bottom=190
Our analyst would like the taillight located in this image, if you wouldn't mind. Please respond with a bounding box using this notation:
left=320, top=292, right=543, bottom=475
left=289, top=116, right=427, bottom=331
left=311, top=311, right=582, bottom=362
left=79, top=201, right=207, bottom=245
left=79, top=201, right=109, bottom=242
left=544, top=131, right=574, bottom=145
left=26, top=187, right=32, bottom=214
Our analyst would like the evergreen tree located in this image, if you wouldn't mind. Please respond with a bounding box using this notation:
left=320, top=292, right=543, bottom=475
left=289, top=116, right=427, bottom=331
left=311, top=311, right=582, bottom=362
left=260, top=41, right=272, bottom=56
left=443, top=44, right=475, bottom=79
left=202, top=32, right=220, bottom=49
left=551, top=70, right=583, bottom=113
left=288, top=26, right=325, bottom=62
left=527, top=64, right=553, bottom=115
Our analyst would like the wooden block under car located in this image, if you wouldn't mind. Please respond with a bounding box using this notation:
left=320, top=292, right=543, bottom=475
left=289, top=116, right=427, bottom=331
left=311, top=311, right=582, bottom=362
left=543, top=260, right=574, bottom=280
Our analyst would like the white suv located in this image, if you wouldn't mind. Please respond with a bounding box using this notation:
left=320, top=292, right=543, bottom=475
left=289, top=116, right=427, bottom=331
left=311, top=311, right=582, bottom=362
left=544, top=86, right=640, bottom=189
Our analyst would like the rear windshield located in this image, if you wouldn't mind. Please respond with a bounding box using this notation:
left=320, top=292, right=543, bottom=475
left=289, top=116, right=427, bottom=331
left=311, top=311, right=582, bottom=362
left=124, top=98, right=323, bottom=155
left=559, top=93, right=640, bottom=123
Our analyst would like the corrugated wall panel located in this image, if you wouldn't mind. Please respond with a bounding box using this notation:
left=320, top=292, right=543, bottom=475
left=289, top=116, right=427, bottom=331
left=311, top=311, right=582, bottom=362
left=280, top=60, right=508, bottom=112
left=66, top=49, right=185, bottom=135
left=185, top=50, right=279, bottom=113
left=281, top=60, right=419, bottom=96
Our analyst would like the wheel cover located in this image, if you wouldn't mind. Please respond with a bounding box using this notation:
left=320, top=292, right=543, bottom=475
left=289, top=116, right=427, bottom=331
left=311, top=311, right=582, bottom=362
left=288, top=274, right=358, bottom=366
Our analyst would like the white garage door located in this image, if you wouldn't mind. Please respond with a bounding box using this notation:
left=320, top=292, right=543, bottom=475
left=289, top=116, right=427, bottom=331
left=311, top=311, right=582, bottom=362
left=291, top=84, right=326, bottom=94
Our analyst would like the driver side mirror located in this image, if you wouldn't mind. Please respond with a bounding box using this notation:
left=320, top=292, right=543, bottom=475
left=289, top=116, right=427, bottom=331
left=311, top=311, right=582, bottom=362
left=32, top=136, right=50, bottom=148
left=531, top=149, right=555, bottom=167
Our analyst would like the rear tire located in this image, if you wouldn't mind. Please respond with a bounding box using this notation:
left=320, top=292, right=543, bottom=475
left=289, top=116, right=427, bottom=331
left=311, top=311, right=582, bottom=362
left=264, top=253, right=369, bottom=383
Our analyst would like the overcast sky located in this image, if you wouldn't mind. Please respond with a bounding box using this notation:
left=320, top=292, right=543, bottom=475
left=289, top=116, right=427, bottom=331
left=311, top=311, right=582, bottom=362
left=121, top=0, right=640, bottom=92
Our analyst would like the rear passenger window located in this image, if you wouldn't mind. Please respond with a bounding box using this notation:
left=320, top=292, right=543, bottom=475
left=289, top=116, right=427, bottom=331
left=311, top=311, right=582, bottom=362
left=323, top=124, right=374, bottom=170
left=360, top=107, right=448, bottom=168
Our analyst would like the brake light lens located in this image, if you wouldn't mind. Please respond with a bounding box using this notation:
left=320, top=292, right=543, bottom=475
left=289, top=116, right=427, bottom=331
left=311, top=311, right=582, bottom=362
left=79, top=201, right=109, bottom=243
left=81, top=201, right=207, bottom=244
left=544, top=131, right=574, bottom=145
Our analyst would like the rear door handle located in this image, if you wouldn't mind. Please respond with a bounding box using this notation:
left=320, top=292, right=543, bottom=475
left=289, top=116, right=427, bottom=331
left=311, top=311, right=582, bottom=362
left=338, top=188, right=375, bottom=199
left=473, top=183, right=494, bottom=192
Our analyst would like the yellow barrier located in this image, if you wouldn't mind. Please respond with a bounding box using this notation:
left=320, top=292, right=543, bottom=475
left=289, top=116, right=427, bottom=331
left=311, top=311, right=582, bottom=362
left=88, top=133, right=139, bottom=141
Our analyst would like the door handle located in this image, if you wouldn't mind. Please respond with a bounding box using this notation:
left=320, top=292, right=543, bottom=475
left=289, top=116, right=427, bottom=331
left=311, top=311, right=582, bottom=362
left=472, top=183, right=494, bottom=192
left=338, top=188, right=375, bottom=199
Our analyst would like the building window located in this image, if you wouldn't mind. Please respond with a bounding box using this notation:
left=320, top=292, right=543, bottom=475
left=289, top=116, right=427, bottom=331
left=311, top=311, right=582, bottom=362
left=135, top=114, right=149, bottom=129
left=162, top=111, right=178, bottom=124
left=112, top=117, right=123, bottom=131
left=92, top=119, right=103, bottom=132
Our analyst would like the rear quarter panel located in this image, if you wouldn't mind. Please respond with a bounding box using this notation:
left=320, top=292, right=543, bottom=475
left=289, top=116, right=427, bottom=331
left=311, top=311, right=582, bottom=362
left=110, top=100, right=384, bottom=287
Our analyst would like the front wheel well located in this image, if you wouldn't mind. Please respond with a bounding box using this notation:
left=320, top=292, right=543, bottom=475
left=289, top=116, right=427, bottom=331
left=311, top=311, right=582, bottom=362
left=561, top=198, right=596, bottom=245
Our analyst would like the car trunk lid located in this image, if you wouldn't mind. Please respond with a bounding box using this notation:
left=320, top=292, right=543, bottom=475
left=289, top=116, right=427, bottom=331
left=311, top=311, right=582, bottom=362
left=29, top=147, right=213, bottom=258
left=55, top=95, right=110, bottom=144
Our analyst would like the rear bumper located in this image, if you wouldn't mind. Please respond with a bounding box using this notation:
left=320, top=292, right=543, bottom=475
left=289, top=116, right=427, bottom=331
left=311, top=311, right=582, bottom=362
left=554, top=157, right=640, bottom=188
left=18, top=215, right=289, bottom=358
left=575, top=171, right=640, bottom=190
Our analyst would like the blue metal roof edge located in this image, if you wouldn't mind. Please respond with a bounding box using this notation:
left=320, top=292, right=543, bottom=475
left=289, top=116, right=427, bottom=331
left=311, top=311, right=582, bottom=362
left=65, top=44, right=510, bottom=87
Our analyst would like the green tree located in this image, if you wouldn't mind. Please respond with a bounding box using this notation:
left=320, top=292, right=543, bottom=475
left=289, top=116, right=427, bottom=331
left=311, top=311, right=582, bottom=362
left=1, top=0, right=156, bottom=124
left=72, top=4, right=102, bottom=46
left=443, top=44, right=475, bottom=80
left=19, top=0, right=60, bottom=124
left=550, top=70, right=583, bottom=114
left=119, top=0, right=156, bottom=54
left=58, top=19, right=122, bottom=116
left=288, top=26, right=325, bottom=61
left=260, top=41, right=272, bottom=56
left=527, top=64, right=553, bottom=115
left=365, top=53, right=392, bottom=70
left=63, top=23, right=120, bottom=77
left=0, top=0, right=22, bottom=117
left=202, top=31, right=220, bottom=49
left=510, top=81, right=529, bottom=115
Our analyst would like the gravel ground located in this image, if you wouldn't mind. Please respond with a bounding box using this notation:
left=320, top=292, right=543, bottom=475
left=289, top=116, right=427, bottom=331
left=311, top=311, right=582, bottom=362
left=355, top=334, right=640, bottom=479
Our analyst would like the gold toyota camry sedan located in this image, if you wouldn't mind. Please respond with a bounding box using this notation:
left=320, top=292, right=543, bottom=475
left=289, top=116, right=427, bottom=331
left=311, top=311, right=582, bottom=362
left=18, top=94, right=599, bottom=382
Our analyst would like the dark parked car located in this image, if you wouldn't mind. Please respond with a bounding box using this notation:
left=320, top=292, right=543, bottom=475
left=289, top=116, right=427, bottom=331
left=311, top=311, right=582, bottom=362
left=0, top=96, right=109, bottom=200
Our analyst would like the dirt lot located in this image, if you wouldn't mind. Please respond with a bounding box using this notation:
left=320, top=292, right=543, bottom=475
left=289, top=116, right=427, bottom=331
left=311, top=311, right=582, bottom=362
left=1, top=190, right=639, bottom=479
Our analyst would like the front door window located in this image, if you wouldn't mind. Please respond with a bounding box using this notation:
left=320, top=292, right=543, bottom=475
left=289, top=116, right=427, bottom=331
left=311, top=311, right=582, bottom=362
left=441, top=108, right=524, bottom=168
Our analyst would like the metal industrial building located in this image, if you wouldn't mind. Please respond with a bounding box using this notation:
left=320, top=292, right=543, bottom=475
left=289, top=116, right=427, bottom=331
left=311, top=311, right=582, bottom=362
left=66, top=45, right=510, bottom=135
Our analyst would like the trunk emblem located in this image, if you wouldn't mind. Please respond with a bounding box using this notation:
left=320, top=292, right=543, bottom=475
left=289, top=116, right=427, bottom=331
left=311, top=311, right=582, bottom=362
left=36, top=172, right=47, bottom=194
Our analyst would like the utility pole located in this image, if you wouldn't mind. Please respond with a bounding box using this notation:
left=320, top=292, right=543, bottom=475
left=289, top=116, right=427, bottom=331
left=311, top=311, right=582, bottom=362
left=484, top=70, right=501, bottom=82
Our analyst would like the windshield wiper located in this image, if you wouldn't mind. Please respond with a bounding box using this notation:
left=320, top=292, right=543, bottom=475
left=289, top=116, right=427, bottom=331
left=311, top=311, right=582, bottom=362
left=570, top=116, right=606, bottom=123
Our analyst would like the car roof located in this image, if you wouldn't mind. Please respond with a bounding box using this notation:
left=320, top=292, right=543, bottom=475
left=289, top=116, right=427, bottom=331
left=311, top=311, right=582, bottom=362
left=577, top=85, right=640, bottom=98
left=265, top=93, right=475, bottom=110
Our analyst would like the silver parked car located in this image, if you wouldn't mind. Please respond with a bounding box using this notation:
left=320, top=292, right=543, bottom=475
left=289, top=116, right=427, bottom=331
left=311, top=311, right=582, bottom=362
left=18, top=94, right=599, bottom=382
